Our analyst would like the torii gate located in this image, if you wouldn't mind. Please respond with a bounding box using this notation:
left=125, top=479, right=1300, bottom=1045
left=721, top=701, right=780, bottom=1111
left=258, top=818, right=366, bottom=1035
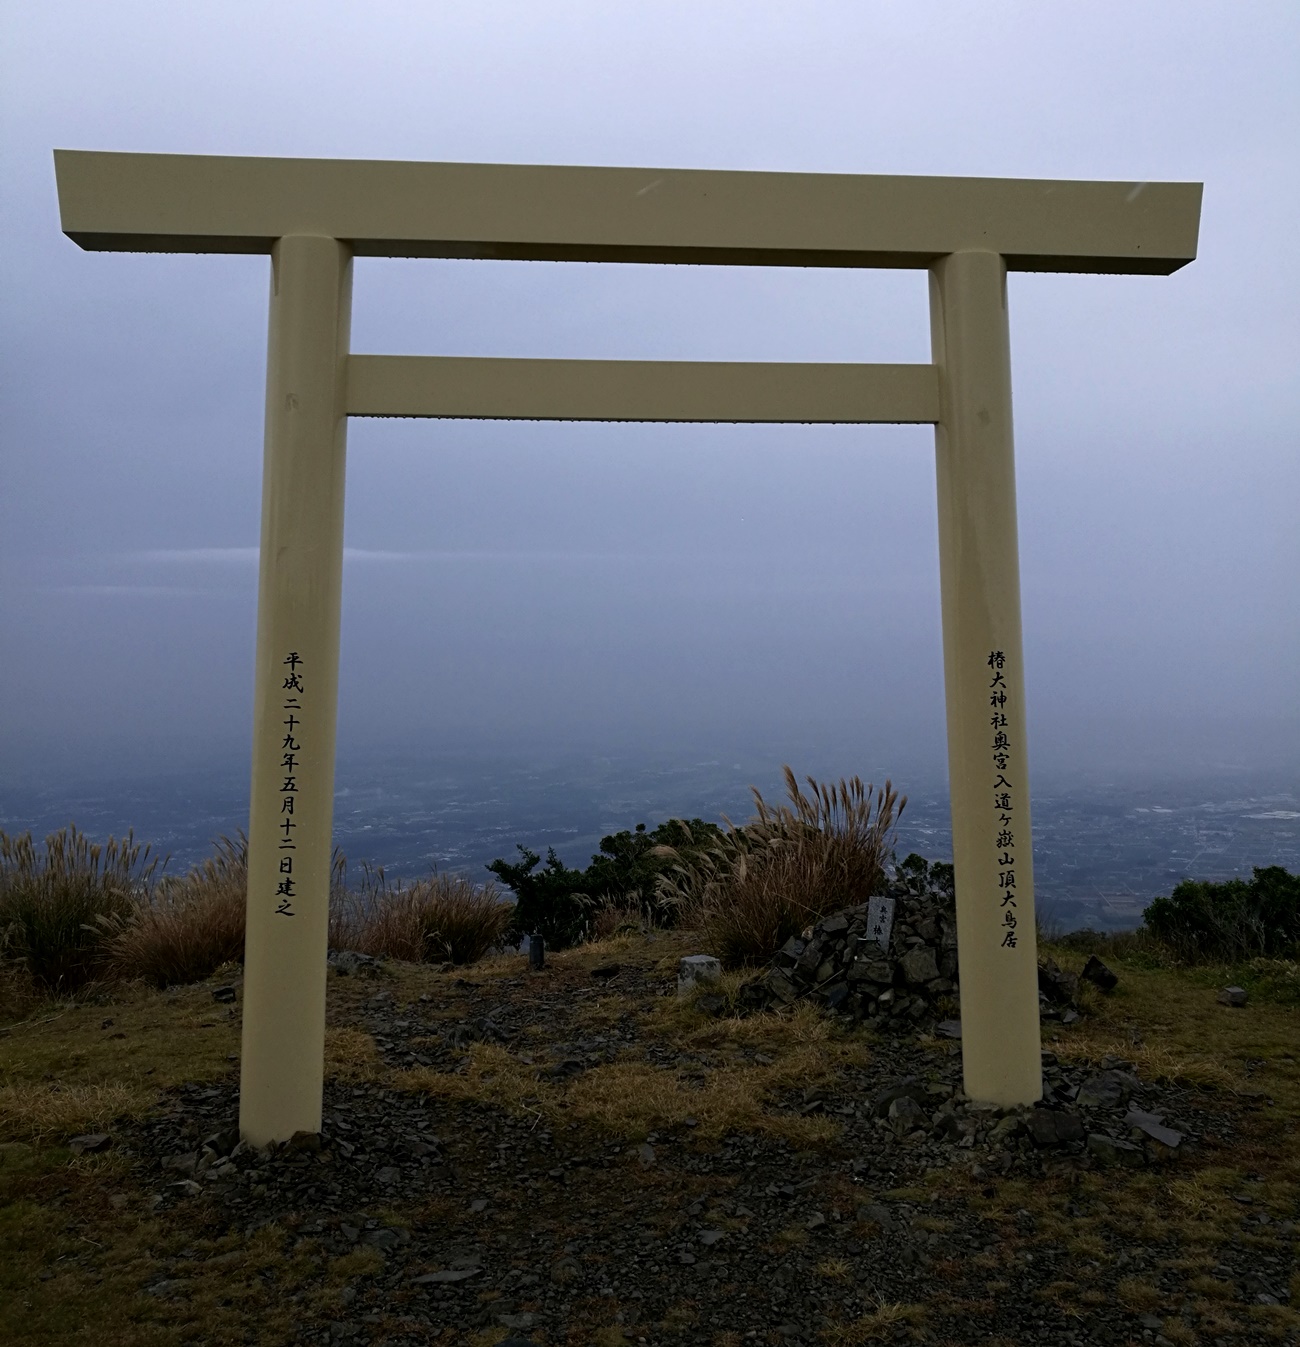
left=54, top=151, right=1202, bottom=1145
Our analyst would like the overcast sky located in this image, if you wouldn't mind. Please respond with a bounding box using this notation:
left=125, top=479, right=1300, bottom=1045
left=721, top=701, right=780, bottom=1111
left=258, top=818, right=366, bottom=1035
left=1, top=2, right=1297, bottom=795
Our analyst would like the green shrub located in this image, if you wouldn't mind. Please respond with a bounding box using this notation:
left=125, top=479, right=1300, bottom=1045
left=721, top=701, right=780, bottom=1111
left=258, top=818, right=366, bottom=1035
left=1140, top=865, right=1300, bottom=963
left=0, top=826, right=162, bottom=995
left=488, top=818, right=721, bottom=950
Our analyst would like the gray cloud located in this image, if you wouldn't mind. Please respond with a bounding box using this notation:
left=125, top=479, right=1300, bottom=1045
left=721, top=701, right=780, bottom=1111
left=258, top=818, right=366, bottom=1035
left=2, top=1, right=1297, bottom=792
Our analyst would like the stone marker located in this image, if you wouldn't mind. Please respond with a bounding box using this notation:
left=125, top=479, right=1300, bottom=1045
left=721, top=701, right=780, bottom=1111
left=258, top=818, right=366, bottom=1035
left=528, top=933, right=545, bottom=972
left=678, top=954, right=722, bottom=997
left=865, top=894, right=896, bottom=951
left=1217, top=985, right=1248, bottom=1007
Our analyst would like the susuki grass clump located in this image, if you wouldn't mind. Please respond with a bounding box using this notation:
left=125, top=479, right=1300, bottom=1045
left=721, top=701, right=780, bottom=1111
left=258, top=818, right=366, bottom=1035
left=331, top=865, right=512, bottom=966
left=0, top=826, right=162, bottom=999
left=655, top=766, right=905, bottom=968
left=0, top=821, right=516, bottom=1013
left=101, top=833, right=248, bottom=989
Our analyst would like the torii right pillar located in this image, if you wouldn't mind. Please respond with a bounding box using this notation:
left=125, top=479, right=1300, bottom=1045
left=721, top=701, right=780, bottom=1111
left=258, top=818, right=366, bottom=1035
left=931, top=248, right=1041, bottom=1107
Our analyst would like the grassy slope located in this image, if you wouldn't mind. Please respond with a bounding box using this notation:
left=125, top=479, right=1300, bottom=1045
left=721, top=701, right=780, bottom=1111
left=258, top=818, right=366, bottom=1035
left=1, top=938, right=1297, bottom=1345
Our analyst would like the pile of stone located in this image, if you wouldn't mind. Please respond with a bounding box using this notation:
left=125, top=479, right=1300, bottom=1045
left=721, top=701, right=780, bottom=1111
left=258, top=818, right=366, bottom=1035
left=735, top=877, right=1117, bottom=1032
left=735, top=877, right=959, bottom=1031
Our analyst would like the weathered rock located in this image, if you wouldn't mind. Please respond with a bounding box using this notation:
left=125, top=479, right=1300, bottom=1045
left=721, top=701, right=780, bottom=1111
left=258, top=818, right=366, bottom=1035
left=847, top=957, right=893, bottom=985
left=899, top=947, right=940, bottom=986
left=1087, top=1133, right=1147, bottom=1168
left=1025, top=1110, right=1086, bottom=1146
left=1124, top=1109, right=1184, bottom=1149
left=329, top=949, right=385, bottom=978
left=766, top=971, right=799, bottom=1003
left=1075, top=1070, right=1131, bottom=1110
left=888, top=1096, right=927, bottom=1136
left=67, top=1132, right=111, bottom=1155
left=412, top=1267, right=482, bottom=1284
left=1080, top=955, right=1118, bottom=992
left=211, top=985, right=236, bottom=1003
left=1217, top=985, right=1248, bottom=1007
left=774, top=936, right=805, bottom=967
left=1037, top=959, right=1079, bottom=1006
left=873, top=1078, right=929, bottom=1118
left=202, top=1128, right=240, bottom=1158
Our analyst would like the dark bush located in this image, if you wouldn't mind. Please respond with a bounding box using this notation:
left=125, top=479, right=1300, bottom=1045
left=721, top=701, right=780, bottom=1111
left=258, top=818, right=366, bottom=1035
left=488, top=818, right=722, bottom=950
left=1140, top=865, right=1300, bottom=962
left=893, top=852, right=954, bottom=906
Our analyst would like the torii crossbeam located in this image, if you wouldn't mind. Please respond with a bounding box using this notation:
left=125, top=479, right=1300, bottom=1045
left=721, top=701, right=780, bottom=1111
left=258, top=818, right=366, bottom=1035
left=55, top=150, right=1202, bottom=1144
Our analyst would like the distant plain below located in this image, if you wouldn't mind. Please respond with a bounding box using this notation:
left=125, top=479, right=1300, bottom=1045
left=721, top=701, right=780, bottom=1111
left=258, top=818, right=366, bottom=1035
left=3, top=750, right=1296, bottom=934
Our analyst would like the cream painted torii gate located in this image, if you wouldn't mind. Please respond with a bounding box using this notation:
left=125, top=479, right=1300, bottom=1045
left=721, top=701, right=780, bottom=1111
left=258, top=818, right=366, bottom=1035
left=55, top=151, right=1202, bottom=1145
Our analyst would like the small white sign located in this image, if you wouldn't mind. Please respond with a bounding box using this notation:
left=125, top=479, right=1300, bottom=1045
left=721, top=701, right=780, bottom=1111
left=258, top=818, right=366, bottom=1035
left=865, top=895, right=896, bottom=952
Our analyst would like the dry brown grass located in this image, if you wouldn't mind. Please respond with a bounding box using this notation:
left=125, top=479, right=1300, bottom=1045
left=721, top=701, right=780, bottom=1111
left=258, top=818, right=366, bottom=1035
left=101, top=834, right=246, bottom=988
left=589, top=902, right=646, bottom=941
left=330, top=869, right=512, bottom=965
left=655, top=766, right=905, bottom=968
left=323, top=1027, right=384, bottom=1082
left=0, top=1080, right=151, bottom=1144
left=822, top=1298, right=928, bottom=1344
left=395, top=1034, right=846, bottom=1147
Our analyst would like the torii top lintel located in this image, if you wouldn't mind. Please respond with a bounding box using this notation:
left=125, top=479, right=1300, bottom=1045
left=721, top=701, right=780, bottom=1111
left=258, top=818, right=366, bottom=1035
left=54, top=151, right=1201, bottom=275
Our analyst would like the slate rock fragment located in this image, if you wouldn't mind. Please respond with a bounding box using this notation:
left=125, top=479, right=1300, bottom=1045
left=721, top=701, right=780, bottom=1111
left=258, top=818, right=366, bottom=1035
left=67, top=1132, right=112, bottom=1155
left=1025, top=1110, right=1085, bottom=1147
left=1124, top=1109, right=1184, bottom=1149
left=1075, top=1070, right=1131, bottom=1110
left=1080, top=954, right=1118, bottom=992
left=1086, top=1133, right=1147, bottom=1167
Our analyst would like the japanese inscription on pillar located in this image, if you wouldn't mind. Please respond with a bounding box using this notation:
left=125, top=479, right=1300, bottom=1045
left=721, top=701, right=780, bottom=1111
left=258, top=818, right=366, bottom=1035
left=276, top=651, right=304, bottom=917
left=988, top=650, right=1018, bottom=949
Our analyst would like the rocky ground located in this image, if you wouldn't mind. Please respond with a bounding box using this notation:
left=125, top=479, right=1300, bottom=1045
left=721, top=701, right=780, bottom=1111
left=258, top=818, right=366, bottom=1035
left=88, top=936, right=1297, bottom=1347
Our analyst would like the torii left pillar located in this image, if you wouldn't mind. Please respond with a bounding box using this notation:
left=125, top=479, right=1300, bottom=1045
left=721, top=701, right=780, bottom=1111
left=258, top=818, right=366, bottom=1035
left=240, top=235, right=353, bottom=1146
